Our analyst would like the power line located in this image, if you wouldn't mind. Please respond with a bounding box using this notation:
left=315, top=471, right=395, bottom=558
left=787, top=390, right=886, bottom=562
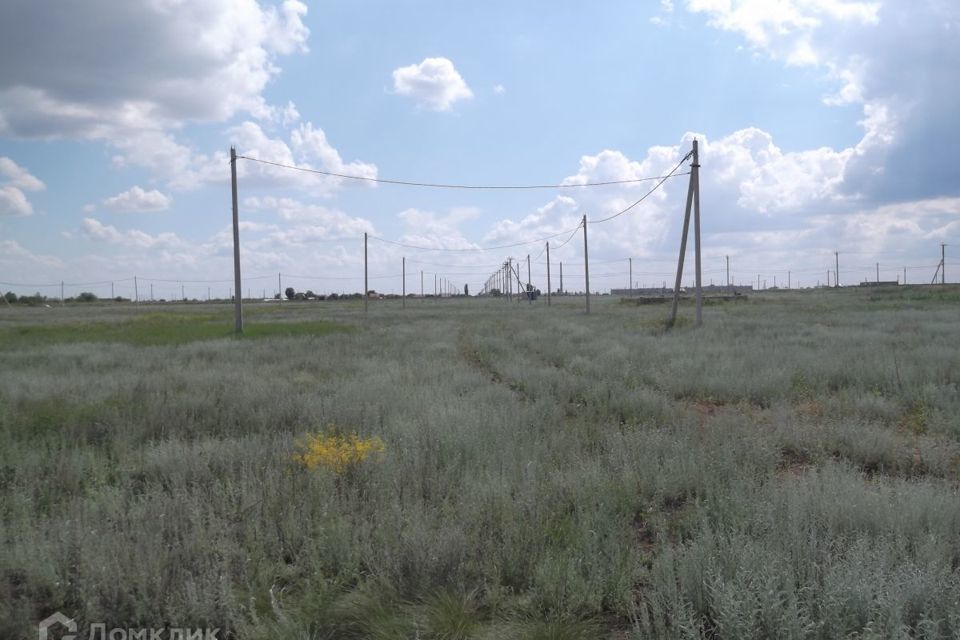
left=587, top=151, right=692, bottom=224
left=368, top=225, right=582, bottom=252
left=237, top=155, right=688, bottom=190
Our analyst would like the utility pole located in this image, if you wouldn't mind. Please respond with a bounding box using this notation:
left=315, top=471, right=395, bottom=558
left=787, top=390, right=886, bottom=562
left=726, top=255, right=730, bottom=288
left=835, top=251, right=840, bottom=288
left=421, top=270, right=424, bottom=298
left=527, top=253, right=531, bottom=292
left=278, top=272, right=282, bottom=302
left=876, top=262, right=880, bottom=284
left=788, top=271, right=791, bottom=289
left=582, top=215, right=590, bottom=315
left=402, top=256, right=406, bottom=308
left=692, top=139, right=702, bottom=327
left=757, top=274, right=760, bottom=290
left=546, top=242, right=552, bottom=306
left=134, top=276, right=139, bottom=303
left=150, top=283, right=153, bottom=301
left=60, top=281, right=64, bottom=305
left=668, top=141, right=698, bottom=328
left=903, top=266, right=907, bottom=285
left=230, top=146, right=243, bottom=332
left=181, top=283, right=185, bottom=301
left=560, top=261, right=563, bottom=295
left=942, top=243, right=947, bottom=284
left=434, top=273, right=437, bottom=297
left=363, top=232, right=368, bottom=313
left=507, top=258, right=513, bottom=302
left=629, top=257, right=633, bottom=295
left=111, top=282, right=114, bottom=299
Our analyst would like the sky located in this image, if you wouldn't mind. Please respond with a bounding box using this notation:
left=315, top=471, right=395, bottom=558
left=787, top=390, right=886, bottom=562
left=1, top=0, right=958, bottom=299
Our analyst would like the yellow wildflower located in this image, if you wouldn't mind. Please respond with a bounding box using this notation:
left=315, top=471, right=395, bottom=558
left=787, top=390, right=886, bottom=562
left=293, top=428, right=385, bottom=474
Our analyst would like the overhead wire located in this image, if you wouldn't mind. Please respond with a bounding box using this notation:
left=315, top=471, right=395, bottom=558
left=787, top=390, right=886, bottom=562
left=236, top=155, right=688, bottom=190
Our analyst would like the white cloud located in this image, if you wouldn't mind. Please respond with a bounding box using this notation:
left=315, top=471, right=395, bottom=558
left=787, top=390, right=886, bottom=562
left=683, top=0, right=960, bottom=203
left=0, top=1, right=313, bottom=196
left=0, top=239, right=64, bottom=269
left=0, top=157, right=44, bottom=216
left=81, top=217, right=184, bottom=249
left=0, top=0, right=309, bottom=139
left=243, top=196, right=375, bottom=240
left=221, top=121, right=378, bottom=195
left=103, top=186, right=172, bottom=213
left=392, top=57, right=474, bottom=111
left=493, top=84, right=506, bottom=95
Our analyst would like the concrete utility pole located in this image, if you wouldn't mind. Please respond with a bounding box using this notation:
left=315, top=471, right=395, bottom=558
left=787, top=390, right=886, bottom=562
left=788, top=271, right=791, bottom=289
left=402, top=257, right=406, bottom=308
left=903, top=266, right=907, bottom=285
left=726, top=255, right=730, bottom=288
left=668, top=140, right=700, bottom=328
left=230, top=147, right=243, bottom=332
left=434, top=273, right=437, bottom=297
left=546, top=242, right=551, bottom=306
left=629, top=257, right=633, bottom=294
left=560, top=261, right=563, bottom=294
left=278, top=272, right=282, bottom=302
left=60, top=281, right=64, bottom=305
left=582, top=215, right=590, bottom=315
left=363, top=233, right=368, bottom=313
left=527, top=254, right=531, bottom=292
left=942, top=243, right=947, bottom=284
left=876, top=262, right=880, bottom=284
left=134, top=276, right=139, bottom=303
left=150, top=283, right=153, bottom=301
left=835, top=251, right=840, bottom=288
left=421, top=270, right=424, bottom=298
left=692, top=140, right=702, bottom=327
left=508, top=258, right=513, bottom=302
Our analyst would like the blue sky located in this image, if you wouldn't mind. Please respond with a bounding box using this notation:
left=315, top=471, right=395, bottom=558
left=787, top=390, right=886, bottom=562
left=1, top=0, right=957, bottom=299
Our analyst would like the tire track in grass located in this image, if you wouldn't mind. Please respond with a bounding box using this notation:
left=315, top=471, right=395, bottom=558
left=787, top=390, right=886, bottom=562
left=455, top=326, right=530, bottom=401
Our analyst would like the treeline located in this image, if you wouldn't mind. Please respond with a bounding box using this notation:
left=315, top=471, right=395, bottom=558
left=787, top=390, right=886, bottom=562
left=2, top=291, right=122, bottom=305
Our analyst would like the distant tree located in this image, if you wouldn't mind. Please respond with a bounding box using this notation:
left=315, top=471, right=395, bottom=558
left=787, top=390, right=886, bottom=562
left=464, top=284, right=469, bottom=296
left=3, top=291, right=16, bottom=303
left=78, top=292, right=98, bottom=302
left=304, top=289, right=316, bottom=299
left=285, top=287, right=296, bottom=300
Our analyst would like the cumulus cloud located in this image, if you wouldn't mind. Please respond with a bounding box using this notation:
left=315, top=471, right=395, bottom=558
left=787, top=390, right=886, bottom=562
left=392, top=57, right=474, bottom=111
left=243, top=196, right=375, bottom=240
left=0, top=1, right=316, bottom=194
left=225, top=121, right=378, bottom=195
left=81, top=217, right=184, bottom=249
left=0, top=157, right=44, bottom=216
left=103, top=186, right=172, bottom=213
left=0, top=239, right=64, bottom=270
left=683, top=0, right=960, bottom=203
left=0, top=0, right=309, bottom=139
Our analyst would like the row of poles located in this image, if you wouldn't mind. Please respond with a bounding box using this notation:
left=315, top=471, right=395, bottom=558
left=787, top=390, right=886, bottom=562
left=228, top=142, right=703, bottom=331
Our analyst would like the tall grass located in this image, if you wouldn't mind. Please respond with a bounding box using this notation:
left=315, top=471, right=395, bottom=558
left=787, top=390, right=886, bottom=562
left=1, top=289, right=958, bottom=638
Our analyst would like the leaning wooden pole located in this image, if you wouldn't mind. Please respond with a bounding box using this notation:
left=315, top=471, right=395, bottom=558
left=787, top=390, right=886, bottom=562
left=230, top=147, right=243, bottom=332
left=668, top=143, right=696, bottom=329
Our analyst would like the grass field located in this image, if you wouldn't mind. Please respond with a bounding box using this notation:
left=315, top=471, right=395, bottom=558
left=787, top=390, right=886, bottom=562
left=2, top=288, right=959, bottom=639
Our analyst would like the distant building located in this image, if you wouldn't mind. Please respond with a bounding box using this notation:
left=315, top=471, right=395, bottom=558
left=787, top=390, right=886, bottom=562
left=858, top=281, right=899, bottom=287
